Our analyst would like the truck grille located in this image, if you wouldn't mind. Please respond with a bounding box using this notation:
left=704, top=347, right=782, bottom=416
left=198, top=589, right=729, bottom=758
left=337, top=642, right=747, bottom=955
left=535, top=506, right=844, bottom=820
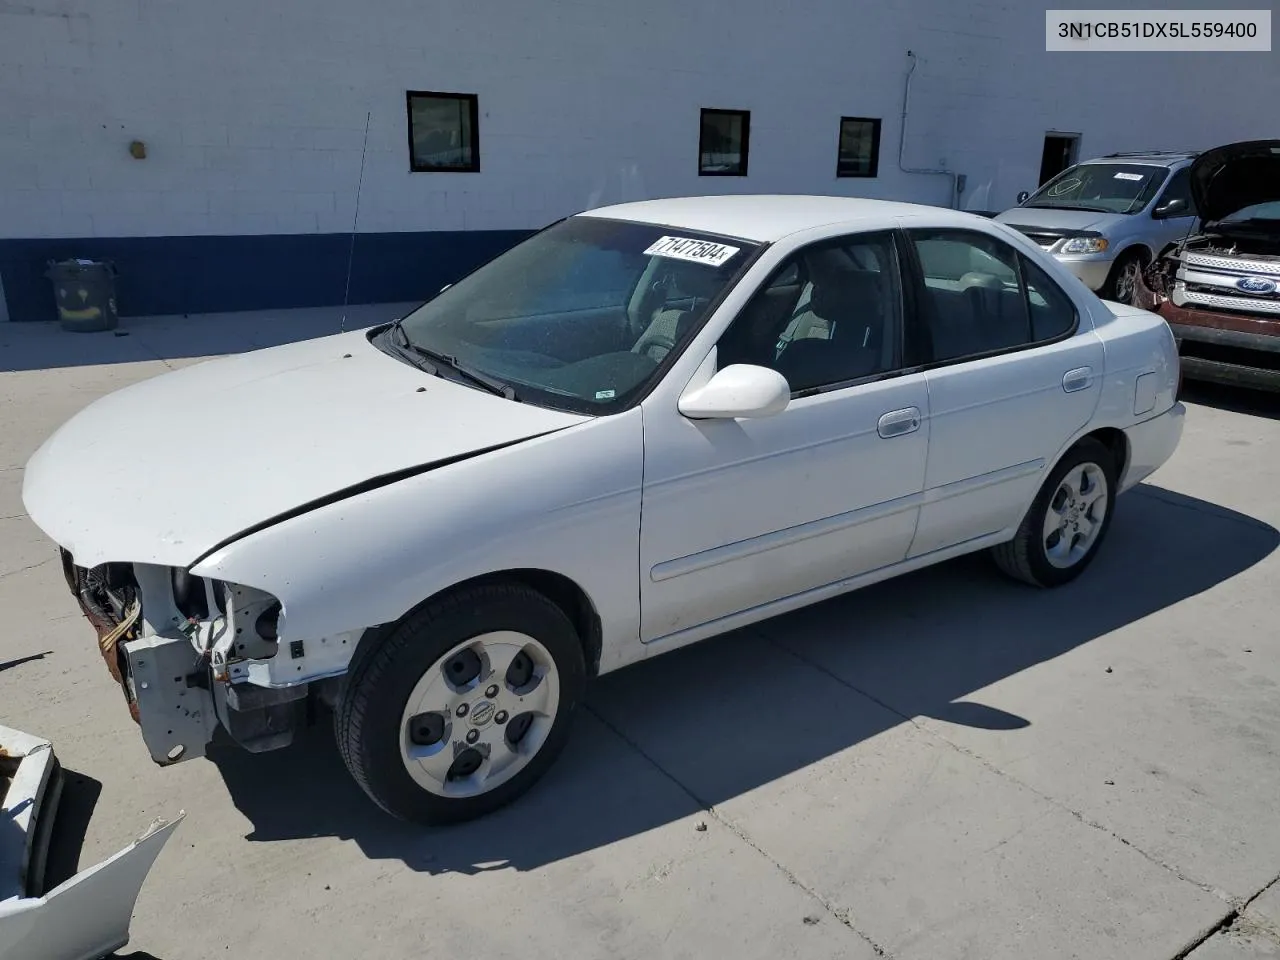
left=1022, top=233, right=1060, bottom=250
left=1183, top=252, right=1280, bottom=277
left=1173, top=285, right=1280, bottom=316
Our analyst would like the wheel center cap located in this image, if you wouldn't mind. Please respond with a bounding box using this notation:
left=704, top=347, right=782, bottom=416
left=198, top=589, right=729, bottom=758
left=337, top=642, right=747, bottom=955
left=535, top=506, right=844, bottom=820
left=470, top=700, right=496, bottom=728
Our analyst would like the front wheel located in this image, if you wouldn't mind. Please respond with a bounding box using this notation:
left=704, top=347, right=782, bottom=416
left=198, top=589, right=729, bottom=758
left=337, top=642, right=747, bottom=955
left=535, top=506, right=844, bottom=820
left=990, top=437, right=1117, bottom=588
left=335, top=582, right=586, bottom=824
left=1103, top=250, right=1148, bottom=306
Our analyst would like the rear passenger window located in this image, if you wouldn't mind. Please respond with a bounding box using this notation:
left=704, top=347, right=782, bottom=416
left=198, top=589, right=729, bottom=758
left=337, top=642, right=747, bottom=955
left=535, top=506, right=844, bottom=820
left=1020, top=255, right=1077, bottom=341
left=910, top=230, right=1029, bottom=361
left=908, top=229, right=1077, bottom=363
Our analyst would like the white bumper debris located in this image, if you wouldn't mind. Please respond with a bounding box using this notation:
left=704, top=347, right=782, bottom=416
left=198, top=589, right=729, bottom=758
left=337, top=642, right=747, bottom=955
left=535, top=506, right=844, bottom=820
left=0, top=722, right=183, bottom=960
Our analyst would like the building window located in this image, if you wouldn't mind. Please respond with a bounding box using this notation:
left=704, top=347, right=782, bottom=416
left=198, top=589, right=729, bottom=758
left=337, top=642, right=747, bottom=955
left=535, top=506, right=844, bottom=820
left=407, top=91, right=479, bottom=172
left=699, top=108, right=750, bottom=176
left=836, top=117, right=881, bottom=178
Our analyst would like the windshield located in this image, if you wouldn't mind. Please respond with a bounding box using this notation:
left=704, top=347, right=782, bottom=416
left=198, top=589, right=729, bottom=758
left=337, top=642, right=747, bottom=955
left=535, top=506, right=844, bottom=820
left=1023, top=163, right=1170, bottom=214
left=1220, top=200, right=1280, bottom=223
left=389, top=216, right=760, bottom=414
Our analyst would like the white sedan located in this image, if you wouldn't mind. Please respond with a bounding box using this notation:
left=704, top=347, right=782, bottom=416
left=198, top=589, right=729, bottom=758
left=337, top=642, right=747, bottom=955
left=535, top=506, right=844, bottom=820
left=22, top=196, right=1185, bottom=824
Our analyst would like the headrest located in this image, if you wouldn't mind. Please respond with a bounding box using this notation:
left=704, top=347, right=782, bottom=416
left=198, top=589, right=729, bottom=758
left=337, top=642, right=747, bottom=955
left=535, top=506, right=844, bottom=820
left=810, top=269, right=884, bottom=324
left=672, top=266, right=723, bottom=302
left=959, top=271, right=1004, bottom=292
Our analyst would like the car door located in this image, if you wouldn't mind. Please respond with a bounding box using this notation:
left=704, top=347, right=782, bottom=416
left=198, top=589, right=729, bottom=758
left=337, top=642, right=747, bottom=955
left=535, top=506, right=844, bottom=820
left=902, top=226, right=1104, bottom=558
left=638, top=230, right=931, bottom=642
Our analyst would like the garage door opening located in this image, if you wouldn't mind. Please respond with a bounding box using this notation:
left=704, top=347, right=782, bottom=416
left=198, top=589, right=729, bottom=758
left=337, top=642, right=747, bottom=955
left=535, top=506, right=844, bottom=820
left=1039, top=133, right=1081, bottom=185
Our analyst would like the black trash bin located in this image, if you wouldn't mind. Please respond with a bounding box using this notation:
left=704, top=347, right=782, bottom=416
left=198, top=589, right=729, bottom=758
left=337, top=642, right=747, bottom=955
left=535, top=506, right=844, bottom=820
left=46, top=259, right=119, bottom=332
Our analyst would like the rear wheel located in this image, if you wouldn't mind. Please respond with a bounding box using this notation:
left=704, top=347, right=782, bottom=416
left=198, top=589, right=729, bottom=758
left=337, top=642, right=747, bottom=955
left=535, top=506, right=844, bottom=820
left=991, top=437, right=1117, bottom=588
left=335, top=582, right=585, bottom=824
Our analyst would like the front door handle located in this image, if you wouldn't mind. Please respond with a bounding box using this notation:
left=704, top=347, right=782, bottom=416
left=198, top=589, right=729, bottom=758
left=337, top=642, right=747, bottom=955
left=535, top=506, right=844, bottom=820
left=878, top=406, right=922, bottom=439
left=1063, top=366, right=1093, bottom=393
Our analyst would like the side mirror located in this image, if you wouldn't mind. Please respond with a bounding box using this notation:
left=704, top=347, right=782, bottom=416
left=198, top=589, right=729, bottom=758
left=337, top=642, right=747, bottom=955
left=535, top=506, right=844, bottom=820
left=678, top=364, right=791, bottom=420
left=1154, top=197, right=1188, bottom=218
left=1016, top=190, right=1031, bottom=205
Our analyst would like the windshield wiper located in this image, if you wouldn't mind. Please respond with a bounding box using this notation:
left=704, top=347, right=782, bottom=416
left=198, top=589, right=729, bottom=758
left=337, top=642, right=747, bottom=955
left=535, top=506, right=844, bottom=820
left=386, top=320, right=518, bottom=401
left=384, top=319, right=439, bottom=374
left=1024, top=202, right=1112, bottom=213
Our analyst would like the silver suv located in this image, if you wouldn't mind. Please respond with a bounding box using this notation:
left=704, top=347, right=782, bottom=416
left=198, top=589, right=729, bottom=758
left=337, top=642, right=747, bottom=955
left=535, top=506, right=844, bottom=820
left=994, top=151, right=1201, bottom=304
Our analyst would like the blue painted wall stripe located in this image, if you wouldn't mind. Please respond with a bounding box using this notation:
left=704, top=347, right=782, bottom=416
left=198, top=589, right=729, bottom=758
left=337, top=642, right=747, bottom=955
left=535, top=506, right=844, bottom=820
left=0, top=230, right=533, bottom=322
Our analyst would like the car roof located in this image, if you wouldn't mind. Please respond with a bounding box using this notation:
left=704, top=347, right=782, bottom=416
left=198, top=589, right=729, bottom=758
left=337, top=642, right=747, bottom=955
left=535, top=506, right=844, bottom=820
left=580, top=195, right=987, bottom=244
left=1082, top=151, right=1198, bottom=167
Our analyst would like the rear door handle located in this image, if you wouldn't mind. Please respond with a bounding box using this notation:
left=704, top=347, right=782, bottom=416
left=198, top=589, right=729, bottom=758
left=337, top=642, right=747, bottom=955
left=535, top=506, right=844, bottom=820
left=878, top=406, right=922, bottom=439
left=1063, top=366, right=1093, bottom=393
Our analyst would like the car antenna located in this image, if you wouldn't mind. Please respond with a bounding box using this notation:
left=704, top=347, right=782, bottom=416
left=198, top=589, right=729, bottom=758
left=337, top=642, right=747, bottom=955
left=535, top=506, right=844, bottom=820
left=340, top=111, right=372, bottom=334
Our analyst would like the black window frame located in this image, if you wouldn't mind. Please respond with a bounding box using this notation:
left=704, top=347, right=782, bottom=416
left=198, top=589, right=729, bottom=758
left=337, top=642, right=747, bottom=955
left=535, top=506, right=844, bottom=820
left=698, top=108, right=751, bottom=177
left=835, top=116, right=883, bottom=179
left=406, top=90, right=481, bottom=173
left=898, top=227, right=1081, bottom=370
left=716, top=230, right=921, bottom=399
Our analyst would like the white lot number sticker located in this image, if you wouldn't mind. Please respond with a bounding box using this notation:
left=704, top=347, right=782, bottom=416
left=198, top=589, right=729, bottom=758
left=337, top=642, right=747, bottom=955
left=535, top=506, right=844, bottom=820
left=1113, top=172, right=1145, bottom=181
left=644, top=236, right=740, bottom=267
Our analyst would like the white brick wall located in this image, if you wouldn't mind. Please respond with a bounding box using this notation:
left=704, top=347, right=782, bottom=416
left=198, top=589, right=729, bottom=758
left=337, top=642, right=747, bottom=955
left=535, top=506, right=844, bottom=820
left=1, top=0, right=1277, bottom=240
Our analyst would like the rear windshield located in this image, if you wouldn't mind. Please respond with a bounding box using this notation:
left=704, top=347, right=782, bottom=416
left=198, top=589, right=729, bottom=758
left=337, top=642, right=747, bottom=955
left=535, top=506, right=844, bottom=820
left=1221, top=201, right=1280, bottom=223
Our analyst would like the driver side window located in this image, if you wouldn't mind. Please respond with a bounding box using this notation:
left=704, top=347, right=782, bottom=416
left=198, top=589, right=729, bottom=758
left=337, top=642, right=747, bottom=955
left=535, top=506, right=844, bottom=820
left=1155, top=168, right=1195, bottom=216
left=716, top=232, right=903, bottom=395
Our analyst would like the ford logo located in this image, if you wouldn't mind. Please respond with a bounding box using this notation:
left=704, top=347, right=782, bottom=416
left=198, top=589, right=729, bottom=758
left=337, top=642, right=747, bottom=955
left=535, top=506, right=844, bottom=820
left=1236, top=276, right=1277, bottom=295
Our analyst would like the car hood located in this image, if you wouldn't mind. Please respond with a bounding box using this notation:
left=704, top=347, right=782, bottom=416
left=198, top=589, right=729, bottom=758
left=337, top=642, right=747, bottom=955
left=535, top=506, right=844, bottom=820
left=993, top=206, right=1113, bottom=235
left=22, top=329, right=588, bottom=569
left=1190, top=139, right=1280, bottom=225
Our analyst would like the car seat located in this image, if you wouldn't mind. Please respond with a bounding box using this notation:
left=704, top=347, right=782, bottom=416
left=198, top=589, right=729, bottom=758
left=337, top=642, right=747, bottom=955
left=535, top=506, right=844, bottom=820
left=774, top=267, right=889, bottom=392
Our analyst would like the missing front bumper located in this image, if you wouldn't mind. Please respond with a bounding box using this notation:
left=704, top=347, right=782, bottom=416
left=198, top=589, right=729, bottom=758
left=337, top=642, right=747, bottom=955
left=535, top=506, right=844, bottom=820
left=121, top=634, right=219, bottom=766
left=61, top=553, right=314, bottom=765
left=63, top=560, right=219, bottom=765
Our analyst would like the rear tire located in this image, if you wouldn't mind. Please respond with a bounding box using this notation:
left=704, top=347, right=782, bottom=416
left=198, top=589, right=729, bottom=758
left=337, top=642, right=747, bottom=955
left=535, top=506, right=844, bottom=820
left=991, top=437, right=1117, bottom=588
left=335, top=581, right=586, bottom=825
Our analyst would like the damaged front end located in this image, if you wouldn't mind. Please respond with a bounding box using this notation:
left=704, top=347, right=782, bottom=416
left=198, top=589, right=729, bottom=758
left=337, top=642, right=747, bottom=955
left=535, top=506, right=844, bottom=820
left=1137, top=233, right=1280, bottom=392
left=1136, top=138, right=1280, bottom=392
left=60, top=550, right=357, bottom=768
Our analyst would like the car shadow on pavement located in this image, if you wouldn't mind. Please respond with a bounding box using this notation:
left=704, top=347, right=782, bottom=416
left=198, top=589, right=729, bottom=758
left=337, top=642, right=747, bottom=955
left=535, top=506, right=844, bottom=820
left=1181, top=382, right=1280, bottom=420
left=210, top=483, right=1278, bottom=874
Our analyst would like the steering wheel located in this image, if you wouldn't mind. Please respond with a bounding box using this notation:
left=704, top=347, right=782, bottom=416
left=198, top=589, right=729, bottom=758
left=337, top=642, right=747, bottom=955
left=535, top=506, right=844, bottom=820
left=632, top=334, right=676, bottom=362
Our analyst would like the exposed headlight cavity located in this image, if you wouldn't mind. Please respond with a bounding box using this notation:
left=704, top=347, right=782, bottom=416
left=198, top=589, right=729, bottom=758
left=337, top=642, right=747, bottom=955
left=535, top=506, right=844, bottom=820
left=171, top=567, right=210, bottom=621
left=256, top=602, right=282, bottom=642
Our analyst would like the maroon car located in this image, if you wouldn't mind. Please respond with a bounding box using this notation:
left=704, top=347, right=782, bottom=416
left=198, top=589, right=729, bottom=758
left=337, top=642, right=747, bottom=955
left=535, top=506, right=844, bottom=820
left=1138, top=140, right=1280, bottom=392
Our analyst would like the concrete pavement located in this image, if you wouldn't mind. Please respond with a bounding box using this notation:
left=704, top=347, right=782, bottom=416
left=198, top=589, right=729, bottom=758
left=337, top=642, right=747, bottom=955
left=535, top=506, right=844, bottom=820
left=2, top=307, right=1279, bottom=960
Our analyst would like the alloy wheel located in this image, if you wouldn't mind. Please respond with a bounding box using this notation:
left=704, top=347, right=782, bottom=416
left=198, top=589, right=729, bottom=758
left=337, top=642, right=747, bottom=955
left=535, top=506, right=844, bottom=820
left=398, top=631, right=560, bottom=798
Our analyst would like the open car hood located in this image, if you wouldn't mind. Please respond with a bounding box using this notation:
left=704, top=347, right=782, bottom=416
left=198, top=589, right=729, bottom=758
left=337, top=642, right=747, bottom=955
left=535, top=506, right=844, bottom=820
left=1190, top=139, right=1280, bottom=225
left=22, top=329, right=587, bottom=569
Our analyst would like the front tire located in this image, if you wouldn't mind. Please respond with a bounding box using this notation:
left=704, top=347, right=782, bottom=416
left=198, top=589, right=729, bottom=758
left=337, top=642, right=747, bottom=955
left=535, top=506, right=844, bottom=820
left=1103, top=249, right=1148, bottom=306
left=991, top=437, right=1117, bottom=588
left=335, top=581, right=586, bottom=824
